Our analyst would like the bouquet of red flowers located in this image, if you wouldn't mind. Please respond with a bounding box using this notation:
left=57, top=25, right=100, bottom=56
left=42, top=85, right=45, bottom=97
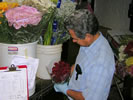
left=51, top=61, right=71, bottom=83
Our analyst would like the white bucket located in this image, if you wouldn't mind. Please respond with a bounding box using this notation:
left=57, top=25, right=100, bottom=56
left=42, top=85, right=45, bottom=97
left=0, top=41, right=37, bottom=66
left=36, top=44, right=62, bottom=79
left=0, top=41, right=38, bottom=97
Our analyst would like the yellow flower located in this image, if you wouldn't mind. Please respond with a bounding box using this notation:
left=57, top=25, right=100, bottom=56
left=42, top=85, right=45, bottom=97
left=0, top=2, right=18, bottom=13
left=8, top=2, right=18, bottom=9
left=0, top=10, right=4, bottom=15
left=0, top=2, right=8, bottom=12
left=125, top=56, right=133, bottom=67
left=0, top=13, right=3, bottom=17
left=0, top=2, right=18, bottom=25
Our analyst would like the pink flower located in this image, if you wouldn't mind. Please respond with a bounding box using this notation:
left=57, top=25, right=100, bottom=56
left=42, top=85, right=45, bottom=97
left=5, top=5, right=42, bottom=29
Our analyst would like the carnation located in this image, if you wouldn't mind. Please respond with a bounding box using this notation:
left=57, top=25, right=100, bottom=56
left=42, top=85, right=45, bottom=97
left=51, top=61, right=71, bottom=83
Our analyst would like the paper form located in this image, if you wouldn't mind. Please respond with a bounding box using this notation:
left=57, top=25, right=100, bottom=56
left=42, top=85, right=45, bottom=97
left=0, top=67, right=28, bottom=100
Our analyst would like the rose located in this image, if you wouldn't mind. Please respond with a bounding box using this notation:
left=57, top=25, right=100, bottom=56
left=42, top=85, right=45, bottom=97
left=51, top=61, right=71, bottom=83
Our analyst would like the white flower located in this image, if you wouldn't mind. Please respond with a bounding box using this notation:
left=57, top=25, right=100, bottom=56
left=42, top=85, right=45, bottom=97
left=119, top=45, right=126, bottom=53
left=56, top=0, right=76, bottom=20
left=118, top=52, right=127, bottom=62
left=22, top=0, right=56, bottom=14
left=118, top=45, right=127, bottom=62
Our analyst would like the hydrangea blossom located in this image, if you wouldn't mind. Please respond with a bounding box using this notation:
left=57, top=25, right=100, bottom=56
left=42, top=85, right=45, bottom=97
left=5, top=5, right=42, bottom=29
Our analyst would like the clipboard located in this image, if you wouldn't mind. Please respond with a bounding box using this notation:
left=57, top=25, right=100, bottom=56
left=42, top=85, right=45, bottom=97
left=0, top=64, right=29, bottom=100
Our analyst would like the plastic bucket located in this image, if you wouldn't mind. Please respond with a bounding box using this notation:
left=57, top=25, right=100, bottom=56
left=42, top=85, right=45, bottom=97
left=0, top=41, right=38, bottom=97
left=0, top=41, right=37, bottom=66
left=36, top=44, right=62, bottom=79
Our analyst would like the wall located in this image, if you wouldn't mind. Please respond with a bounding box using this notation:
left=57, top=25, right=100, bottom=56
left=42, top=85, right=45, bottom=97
left=94, top=0, right=132, bottom=31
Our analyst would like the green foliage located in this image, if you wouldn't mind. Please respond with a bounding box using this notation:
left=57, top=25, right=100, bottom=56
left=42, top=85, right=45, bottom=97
left=0, top=16, right=12, bottom=43
left=0, top=7, right=70, bottom=45
left=42, top=8, right=70, bottom=45
left=43, top=8, right=55, bottom=45
left=0, top=10, right=48, bottom=44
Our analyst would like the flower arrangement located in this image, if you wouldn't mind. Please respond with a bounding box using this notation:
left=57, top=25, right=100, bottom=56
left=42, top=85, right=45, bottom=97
left=0, top=2, right=48, bottom=44
left=51, top=61, right=71, bottom=83
left=22, top=0, right=76, bottom=45
left=42, top=0, right=76, bottom=45
left=116, top=38, right=133, bottom=78
left=0, top=0, right=76, bottom=44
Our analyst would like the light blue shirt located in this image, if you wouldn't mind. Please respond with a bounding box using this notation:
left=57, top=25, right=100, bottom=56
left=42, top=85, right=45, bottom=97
left=68, top=33, right=115, bottom=100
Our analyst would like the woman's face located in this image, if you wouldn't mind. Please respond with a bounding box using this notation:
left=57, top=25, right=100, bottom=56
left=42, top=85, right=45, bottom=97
left=69, top=29, right=95, bottom=46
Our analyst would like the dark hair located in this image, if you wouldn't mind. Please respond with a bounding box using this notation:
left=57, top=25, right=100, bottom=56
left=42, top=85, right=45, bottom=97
left=65, top=9, right=99, bottom=39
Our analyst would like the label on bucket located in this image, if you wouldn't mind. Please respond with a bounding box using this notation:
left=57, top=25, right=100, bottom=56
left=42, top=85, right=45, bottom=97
left=8, top=47, right=18, bottom=55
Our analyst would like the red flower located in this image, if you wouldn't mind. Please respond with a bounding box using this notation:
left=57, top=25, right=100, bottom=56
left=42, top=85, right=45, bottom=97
left=124, top=41, right=133, bottom=56
left=51, top=61, right=71, bottom=83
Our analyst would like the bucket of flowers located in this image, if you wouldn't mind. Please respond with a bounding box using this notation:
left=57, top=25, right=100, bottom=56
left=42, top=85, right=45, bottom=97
left=0, top=1, right=58, bottom=66
left=0, top=1, right=50, bottom=44
left=0, top=1, right=57, bottom=97
left=20, top=0, right=77, bottom=46
left=21, top=0, right=77, bottom=80
left=0, top=0, right=76, bottom=97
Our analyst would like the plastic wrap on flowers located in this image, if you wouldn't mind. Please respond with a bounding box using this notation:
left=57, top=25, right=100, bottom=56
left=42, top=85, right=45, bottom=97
left=51, top=61, right=71, bottom=84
